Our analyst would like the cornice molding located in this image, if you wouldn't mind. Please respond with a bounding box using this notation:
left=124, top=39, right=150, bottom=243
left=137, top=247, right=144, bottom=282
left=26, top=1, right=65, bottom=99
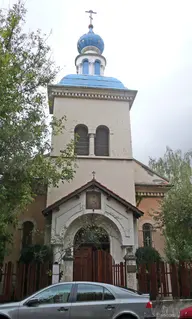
left=136, top=191, right=164, bottom=197
left=50, top=89, right=133, bottom=101
left=48, top=85, right=137, bottom=114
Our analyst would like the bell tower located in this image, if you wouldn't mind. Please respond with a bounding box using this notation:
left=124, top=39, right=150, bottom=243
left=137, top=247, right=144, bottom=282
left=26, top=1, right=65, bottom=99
left=47, top=11, right=137, bottom=207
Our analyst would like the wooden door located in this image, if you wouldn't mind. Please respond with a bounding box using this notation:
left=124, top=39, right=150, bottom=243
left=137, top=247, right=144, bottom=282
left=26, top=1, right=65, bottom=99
left=93, top=250, right=113, bottom=284
left=73, top=247, right=113, bottom=283
left=73, top=246, right=93, bottom=281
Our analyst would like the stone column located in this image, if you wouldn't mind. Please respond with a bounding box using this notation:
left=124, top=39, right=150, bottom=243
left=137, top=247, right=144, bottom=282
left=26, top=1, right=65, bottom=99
left=52, top=244, right=63, bottom=263
left=124, top=246, right=137, bottom=290
left=89, top=133, right=95, bottom=156
left=60, top=249, right=74, bottom=282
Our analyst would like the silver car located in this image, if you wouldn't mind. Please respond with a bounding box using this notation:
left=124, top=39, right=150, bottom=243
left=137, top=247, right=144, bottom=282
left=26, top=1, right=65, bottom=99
left=0, top=281, right=155, bottom=319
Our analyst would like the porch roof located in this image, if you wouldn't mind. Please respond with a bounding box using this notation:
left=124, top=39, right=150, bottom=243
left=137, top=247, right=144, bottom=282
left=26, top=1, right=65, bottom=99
left=42, top=178, right=144, bottom=219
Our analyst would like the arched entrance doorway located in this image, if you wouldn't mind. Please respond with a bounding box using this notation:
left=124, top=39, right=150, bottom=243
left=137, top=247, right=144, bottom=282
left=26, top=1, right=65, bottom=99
left=73, top=226, right=112, bottom=282
left=74, top=226, right=110, bottom=252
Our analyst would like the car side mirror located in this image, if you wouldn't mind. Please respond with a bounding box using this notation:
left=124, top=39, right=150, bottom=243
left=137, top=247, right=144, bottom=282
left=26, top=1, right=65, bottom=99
left=25, top=298, right=39, bottom=307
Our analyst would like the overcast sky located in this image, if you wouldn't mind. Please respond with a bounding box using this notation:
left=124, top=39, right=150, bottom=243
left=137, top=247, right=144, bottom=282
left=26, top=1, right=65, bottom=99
left=1, top=0, right=192, bottom=164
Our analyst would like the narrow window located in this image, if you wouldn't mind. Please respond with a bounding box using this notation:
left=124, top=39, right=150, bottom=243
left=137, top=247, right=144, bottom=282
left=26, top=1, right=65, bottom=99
left=74, top=125, right=89, bottom=155
left=82, top=60, right=89, bottom=75
left=94, top=60, right=101, bottom=75
left=22, top=221, right=34, bottom=248
left=143, top=223, right=153, bottom=247
left=95, top=126, right=109, bottom=156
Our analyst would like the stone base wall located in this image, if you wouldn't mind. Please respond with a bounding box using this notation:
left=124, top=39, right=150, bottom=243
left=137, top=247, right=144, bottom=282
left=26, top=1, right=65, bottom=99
left=153, top=299, right=192, bottom=319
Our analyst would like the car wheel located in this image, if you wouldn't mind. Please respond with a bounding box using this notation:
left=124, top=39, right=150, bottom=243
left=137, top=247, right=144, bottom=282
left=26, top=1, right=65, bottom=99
left=118, top=315, right=136, bottom=319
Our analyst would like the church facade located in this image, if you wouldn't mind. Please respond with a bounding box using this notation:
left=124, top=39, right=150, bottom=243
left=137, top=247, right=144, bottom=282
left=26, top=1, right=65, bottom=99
left=5, top=13, right=169, bottom=270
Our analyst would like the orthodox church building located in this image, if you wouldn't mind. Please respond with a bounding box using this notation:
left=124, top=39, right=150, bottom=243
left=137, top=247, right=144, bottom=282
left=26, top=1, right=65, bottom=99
left=6, top=12, right=169, bottom=272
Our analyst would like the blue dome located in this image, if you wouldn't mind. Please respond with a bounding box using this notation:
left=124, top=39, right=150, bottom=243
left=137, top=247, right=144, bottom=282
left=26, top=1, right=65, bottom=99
left=58, top=74, right=128, bottom=90
left=77, top=26, right=104, bottom=54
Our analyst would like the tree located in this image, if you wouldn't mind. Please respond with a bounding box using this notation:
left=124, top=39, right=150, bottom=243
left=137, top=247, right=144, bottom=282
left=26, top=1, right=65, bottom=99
left=0, top=2, right=76, bottom=261
left=149, top=147, right=192, bottom=262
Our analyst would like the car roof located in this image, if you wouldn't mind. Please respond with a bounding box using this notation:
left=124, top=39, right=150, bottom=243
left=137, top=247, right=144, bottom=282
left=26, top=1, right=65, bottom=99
left=53, top=281, right=115, bottom=288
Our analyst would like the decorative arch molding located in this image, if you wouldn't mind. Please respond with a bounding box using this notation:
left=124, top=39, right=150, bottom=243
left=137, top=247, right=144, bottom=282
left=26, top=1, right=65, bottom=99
left=18, top=218, right=37, bottom=230
left=138, top=219, right=156, bottom=231
left=61, top=211, right=126, bottom=250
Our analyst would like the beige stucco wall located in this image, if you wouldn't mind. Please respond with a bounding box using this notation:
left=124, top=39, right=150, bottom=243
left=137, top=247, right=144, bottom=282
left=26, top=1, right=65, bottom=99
left=47, top=158, right=136, bottom=206
left=137, top=197, right=165, bottom=257
left=47, top=93, right=136, bottom=207
left=51, top=97, right=133, bottom=158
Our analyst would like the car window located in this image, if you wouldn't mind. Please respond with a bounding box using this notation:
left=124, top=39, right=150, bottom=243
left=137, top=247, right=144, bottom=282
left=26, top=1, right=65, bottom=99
left=76, top=284, right=103, bottom=302
left=117, top=286, right=142, bottom=295
left=32, top=284, right=72, bottom=304
left=104, top=288, right=115, bottom=300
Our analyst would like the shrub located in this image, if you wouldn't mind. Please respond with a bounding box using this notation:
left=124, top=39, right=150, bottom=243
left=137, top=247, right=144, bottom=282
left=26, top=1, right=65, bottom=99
left=19, top=245, right=52, bottom=264
left=135, top=246, right=161, bottom=265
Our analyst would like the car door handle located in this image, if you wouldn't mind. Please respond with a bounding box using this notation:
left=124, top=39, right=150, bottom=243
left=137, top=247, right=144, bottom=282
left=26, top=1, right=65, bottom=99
left=57, top=307, right=69, bottom=312
left=105, top=305, right=115, bottom=310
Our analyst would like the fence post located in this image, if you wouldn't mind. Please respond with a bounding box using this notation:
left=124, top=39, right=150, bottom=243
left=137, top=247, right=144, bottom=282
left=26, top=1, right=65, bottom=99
left=60, top=249, right=74, bottom=282
left=124, top=246, right=137, bottom=290
left=52, top=263, right=60, bottom=284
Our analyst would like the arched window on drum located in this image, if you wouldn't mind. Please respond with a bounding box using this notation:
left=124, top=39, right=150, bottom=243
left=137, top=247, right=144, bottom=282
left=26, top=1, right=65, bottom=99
left=82, top=59, right=89, bottom=75
left=94, top=60, right=101, bottom=75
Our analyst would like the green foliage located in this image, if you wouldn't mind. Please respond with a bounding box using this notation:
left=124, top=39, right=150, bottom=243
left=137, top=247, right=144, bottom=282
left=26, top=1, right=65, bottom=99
left=19, top=245, right=53, bottom=264
left=74, top=226, right=109, bottom=249
left=0, top=2, right=76, bottom=261
left=149, top=147, right=192, bottom=262
left=135, top=246, right=161, bottom=265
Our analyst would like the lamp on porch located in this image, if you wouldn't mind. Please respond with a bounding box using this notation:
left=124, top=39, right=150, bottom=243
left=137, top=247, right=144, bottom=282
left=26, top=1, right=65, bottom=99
left=62, top=248, right=73, bottom=261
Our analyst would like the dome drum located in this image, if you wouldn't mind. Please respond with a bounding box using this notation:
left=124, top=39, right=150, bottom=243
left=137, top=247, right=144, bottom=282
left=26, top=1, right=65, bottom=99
left=75, top=54, right=106, bottom=76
